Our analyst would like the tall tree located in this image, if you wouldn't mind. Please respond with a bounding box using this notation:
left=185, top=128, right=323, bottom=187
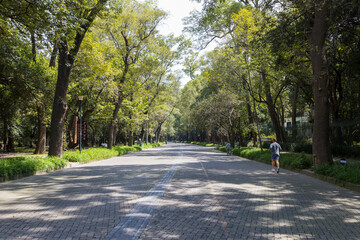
left=304, top=0, right=333, bottom=165
left=99, top=0, right=166, bottom=148
left=48, top=0, right=108, bottom=157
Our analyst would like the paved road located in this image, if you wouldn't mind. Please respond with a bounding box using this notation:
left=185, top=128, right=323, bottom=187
left=1, top=143, right=360, bottom=240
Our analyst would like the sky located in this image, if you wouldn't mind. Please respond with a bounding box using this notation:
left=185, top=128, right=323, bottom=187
left=156, top=0, right=202, bottom=37
left=155, top=0, right=203, bottom=87
left=139, top=0, right=213, bottom=87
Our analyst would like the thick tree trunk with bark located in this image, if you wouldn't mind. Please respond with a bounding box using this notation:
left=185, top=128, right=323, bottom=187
left=108, top=92, right=124, bottom=149
left=67, top=115, right=78, bottom=149
left=34, top=105, right=46, bottom=154
left=306, top=1, right=333, bottom=166
left=48, top=0, right=108, bottom=157
left=48, top=44, right=72, bottom=157
left=7, top=134, right=15, bottom=152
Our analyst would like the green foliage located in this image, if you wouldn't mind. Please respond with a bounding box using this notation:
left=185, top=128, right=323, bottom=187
left=282, top=152, right=313, bottom=169
left=314, top=162, right=360, bottom=185
left=0, top=157, right=67, bottom=179
left=143, top=142, right=164, bottom=149
left=191, top=142, right=217, bottom=147
left=112, top=145, right=141, bottom=156
left=63, top=148, right=119, bottom=162
left=331, top=145, right=360, bottom=158
left=63, top=144, right=162, bottom=162
left=0, top=143, right=164, bottom=180
left=218, top=146, right=226, bottom=152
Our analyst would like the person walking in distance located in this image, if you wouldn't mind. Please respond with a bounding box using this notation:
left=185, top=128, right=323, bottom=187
left=270, top=138, right=281, bottom=173
left=226, top=142, right=231, bottom=156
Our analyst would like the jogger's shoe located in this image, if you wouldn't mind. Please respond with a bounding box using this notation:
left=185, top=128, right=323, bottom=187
left=277, top=168, right=280, bottom=173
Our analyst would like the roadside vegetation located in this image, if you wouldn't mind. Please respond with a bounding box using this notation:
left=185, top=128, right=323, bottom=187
left=1, top=1, right=360, bottom=185
left=313, top=162, right=360, bottom=185
left=178, top=141, right=217, bottom=147
left=0, top=143, right=163, bottom=181
left=217, top=145, right=360, bottom=185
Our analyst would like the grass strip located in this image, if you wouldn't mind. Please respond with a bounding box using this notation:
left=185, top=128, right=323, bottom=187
left=0, top=157, right=67, bottom=179
left=313, top=162, right=360, bottom=185
left=0, top=143, right=164, bottom=180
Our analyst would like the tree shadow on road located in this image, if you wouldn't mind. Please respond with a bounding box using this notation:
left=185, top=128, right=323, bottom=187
left=1, top=143, right=360, bottom=239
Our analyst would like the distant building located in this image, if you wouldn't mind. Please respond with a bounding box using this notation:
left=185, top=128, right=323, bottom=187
left=284, top=116, right=309, bottom=129
left=284, top=114, right=312, bottom=138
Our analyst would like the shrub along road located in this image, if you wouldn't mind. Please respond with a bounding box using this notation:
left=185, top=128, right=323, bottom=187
left=0, top=143, right=360, bottom=239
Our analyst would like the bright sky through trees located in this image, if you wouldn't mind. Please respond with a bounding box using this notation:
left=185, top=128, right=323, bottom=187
left=154, top=0, right=203, bottom=86
left=156, top=0, right=202, bottom=36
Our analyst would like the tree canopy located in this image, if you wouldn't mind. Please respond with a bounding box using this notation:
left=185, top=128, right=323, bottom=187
left=1, top=0, right=359, bottom=166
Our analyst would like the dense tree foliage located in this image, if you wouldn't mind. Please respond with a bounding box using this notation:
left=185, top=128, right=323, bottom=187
left=179, top=0, right=360, bottom=166
left=1, top=0, right=359, bottom=166
left=0, top=0, right=182, bottom=156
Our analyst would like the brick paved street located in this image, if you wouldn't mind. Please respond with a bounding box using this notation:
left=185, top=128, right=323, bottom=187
left=1, top=143, right=360, bottom=239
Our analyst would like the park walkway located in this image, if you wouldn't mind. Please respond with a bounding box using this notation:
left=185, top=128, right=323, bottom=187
left=1, top=143, right=360, bottom=239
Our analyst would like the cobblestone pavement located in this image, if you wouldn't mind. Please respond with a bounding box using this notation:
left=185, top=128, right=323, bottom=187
left=1, top=144, right=360, bottom=240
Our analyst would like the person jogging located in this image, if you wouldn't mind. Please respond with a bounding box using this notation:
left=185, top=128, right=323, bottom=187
left=270, top=138, right=282, bottom=173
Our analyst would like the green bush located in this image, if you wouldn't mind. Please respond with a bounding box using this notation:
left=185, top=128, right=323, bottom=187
left=143, top=142, right=164, bottom=149
left=1, top=144, right=165, bottom=180
left=222, top=146, right=360, bottom=185
left=218, top=146, right=226, bottom=152
left=63, top=148, right=119, bottom=162
left=112, top=146, right=135, bottom=155
left=0, top=156, right=67, bottom=179
left=331, top=145, right=360, bottom=158
left=190, top=142, right=216, bottom=147
left=281, top=152, right=313, bottom=169
left=314, top=162, right=360, bottom=185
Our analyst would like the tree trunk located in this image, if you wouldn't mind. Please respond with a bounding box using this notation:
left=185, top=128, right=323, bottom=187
left=67, top=115, right=78, bottom=149
left=306, top=1, right=332, bottom=166
left=34, top=105, right=46, bottom=154
left=108, top=92, right=124, bottom=149
left=291, top=84, right=299, bottom=140
left=7, top=133, right=15, bottom=152
left=330, top=69, right=343, bottom=145
left=49, top=40, right=59, bottom=67
left=2, top=117, right=7, bottom=152
left=140, top=125, right=145, bottom=142
left=129, top=130, right=133, bottom=146
left=228, top=130, right=235, bottom=148
left=48, top=0, right=108, bottom=157
left=242, top=75, right=256, bottom=146
left=48, top=43, right=72, bottom=157
left=264, top=74, right=285, bottom=142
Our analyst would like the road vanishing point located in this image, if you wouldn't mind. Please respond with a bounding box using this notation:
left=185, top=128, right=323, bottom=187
left=1, top=143, right=360, bottom=240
